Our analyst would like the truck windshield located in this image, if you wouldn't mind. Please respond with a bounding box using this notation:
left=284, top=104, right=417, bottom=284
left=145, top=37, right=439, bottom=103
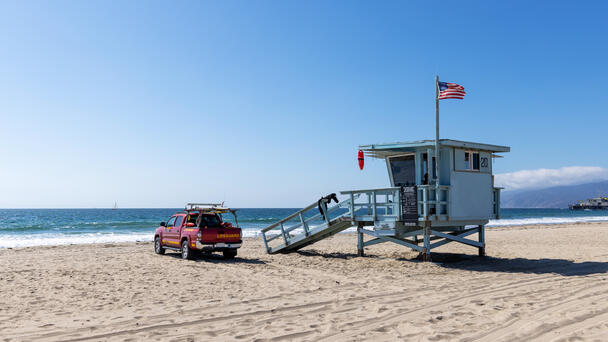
left=199, top=214, right=221, bottom=228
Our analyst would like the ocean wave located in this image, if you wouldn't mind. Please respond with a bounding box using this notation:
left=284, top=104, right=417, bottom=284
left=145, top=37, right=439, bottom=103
left=245, top=215, right=608, bottom=238
left=241, top=229, right=263, bottom=238
left=0, top=233, right=152, bottom=249
left=240, top=226, right=359, bottom=238
left=239, top=217, right=281, bottom=222
left=0, top=221, right=158, bottom=232
left=4, top=214, right=608, bottom=249
left=488, top=215, right=608, bottom=227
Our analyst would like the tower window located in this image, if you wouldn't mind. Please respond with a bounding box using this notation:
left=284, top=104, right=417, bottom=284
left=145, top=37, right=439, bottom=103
left=464, top=151, right=480, bottom=171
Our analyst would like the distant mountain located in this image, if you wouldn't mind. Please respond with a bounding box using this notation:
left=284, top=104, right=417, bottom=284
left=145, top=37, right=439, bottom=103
left=501, top=180, right=608, bottom=208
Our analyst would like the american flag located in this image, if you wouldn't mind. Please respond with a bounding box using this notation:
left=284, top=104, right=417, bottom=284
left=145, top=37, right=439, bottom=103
left=437, top=81, right=466, bottom=100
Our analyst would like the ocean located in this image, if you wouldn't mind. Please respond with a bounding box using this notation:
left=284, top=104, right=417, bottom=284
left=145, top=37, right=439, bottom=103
left=1, top=208, right=608, bottom=249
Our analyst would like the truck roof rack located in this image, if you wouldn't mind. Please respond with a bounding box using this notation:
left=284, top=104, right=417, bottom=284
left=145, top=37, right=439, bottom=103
left=186, top=203, right=223, bottom=209
left=184, top=203, right=236, bottom=213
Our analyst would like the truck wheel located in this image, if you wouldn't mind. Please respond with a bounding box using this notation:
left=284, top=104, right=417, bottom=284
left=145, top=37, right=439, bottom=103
left=154, top=236, right=165, bottom=255
left=181, top=240, right=193, bottom=260
left=223, top=249, right=237, bottom=259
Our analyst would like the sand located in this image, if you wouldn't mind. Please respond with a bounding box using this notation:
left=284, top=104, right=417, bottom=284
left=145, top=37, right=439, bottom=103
left=1, top=222, right=607, bottom=342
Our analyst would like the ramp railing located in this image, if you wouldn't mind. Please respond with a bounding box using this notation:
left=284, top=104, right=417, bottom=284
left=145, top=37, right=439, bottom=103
left=260, top=187, right=406, bottom=254
left=260, top=196, right=355, bottom=253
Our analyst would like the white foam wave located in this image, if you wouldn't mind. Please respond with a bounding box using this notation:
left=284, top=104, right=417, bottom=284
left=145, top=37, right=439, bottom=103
left=488, top=215, right=608, bottom=227
left=240, top=225, right=359, bottom=239
left=0, top=232, right=152, bottom=249
left=245, top=215, right=608, bottom=238
left=242, top=229, right=262, bottom=238
left=5, top=215, right=608, bottom=249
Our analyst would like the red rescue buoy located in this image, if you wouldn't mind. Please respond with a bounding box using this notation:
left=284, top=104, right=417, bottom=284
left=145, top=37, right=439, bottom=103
left=358, top=150, right=364, bottom=170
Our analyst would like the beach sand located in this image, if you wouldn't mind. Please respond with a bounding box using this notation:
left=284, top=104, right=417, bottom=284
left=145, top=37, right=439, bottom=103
left=1, top=222, right=607, bottom=341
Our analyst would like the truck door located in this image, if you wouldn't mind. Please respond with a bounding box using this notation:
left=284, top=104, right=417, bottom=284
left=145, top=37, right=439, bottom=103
left=163, top=216, right=178, bottom=247
left=172, top=215, right=185, bottom=246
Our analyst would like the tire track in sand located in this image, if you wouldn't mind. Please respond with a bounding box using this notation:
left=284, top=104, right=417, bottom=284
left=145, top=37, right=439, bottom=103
left=463, top=284, right=608, bottom=341
left=316, top=271, right=606, bottom=342
left=17, top=273, right=557, bottom=342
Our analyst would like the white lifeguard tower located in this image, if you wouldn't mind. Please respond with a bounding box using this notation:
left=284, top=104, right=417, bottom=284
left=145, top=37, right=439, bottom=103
left=260, top=138, right=509, bottom=261
left=261, top=77, right=509, bottom=260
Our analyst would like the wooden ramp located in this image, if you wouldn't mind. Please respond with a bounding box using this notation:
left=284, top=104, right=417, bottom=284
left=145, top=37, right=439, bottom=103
left=261, top=197, right=355, bottom=254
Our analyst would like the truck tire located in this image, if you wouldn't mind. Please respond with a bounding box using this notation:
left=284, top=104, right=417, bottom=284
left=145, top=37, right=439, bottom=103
left=223, top=249, right=237, bottom=259
left=154, top=236, right=165, bottom=255
left=181, top=240, right=194, bottom=260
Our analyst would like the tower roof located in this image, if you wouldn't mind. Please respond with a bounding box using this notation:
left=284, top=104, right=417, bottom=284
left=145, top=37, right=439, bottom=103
left=359, top=139, right=510, bottom=158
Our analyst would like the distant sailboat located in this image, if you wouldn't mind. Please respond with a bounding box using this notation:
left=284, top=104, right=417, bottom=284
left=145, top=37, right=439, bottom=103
left=112, top=202, right=118, bottom=210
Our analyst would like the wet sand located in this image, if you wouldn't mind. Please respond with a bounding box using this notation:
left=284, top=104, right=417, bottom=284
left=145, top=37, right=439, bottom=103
left=1, top=222, right=607, bottom=341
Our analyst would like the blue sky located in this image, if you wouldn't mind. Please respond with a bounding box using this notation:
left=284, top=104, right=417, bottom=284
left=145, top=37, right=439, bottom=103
left=1, top=1, right=607, bottom=208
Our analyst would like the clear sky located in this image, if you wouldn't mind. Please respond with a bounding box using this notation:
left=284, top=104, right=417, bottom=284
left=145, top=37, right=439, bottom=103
left=1, top=1, right=607, bottom=208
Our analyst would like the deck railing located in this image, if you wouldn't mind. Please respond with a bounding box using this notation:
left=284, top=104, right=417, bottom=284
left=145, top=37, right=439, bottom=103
left=493, top=187, right=502, bottom=219
left=340, top=187, right=402, bottom=223
left=339, top=185, right=452, bottom=223
left=417, top=185, right=450, bottom=221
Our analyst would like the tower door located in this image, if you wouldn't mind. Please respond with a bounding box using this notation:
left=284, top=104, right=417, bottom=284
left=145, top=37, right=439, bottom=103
left=388, top=155, right=416, bottom=186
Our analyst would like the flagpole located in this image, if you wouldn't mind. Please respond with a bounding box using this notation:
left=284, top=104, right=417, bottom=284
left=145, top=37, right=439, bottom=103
left=435, top=76, right=440, bottom=216
left=435, top=76, right=440, bottom=183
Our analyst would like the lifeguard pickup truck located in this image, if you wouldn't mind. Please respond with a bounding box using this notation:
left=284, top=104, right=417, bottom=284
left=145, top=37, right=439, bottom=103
left=154, top=203, right=242, bottom=259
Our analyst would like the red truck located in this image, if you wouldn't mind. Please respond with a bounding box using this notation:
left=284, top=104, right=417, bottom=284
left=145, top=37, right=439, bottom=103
left=154, top=203, right=242, bottom=259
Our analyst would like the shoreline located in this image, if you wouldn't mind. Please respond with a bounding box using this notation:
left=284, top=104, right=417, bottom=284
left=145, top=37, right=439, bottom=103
left=2, top=220, right=608, bottom=250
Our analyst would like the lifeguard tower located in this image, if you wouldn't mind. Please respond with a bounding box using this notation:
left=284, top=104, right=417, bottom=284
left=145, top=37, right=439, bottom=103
left=260, top=139, right=509, bottom=261
left=262, top=77, right=509, bottom=260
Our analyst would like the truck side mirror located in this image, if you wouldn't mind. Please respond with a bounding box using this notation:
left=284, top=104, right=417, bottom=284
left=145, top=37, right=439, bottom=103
left=160, top=222, right=166, bottom=227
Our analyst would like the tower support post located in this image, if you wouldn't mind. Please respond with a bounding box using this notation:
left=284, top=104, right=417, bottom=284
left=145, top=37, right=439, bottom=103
left=357, top=225, right=365, bottom=257
left=421, top=222, right=432, bottom=261
left=478, top=224, right=486, bottom=257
